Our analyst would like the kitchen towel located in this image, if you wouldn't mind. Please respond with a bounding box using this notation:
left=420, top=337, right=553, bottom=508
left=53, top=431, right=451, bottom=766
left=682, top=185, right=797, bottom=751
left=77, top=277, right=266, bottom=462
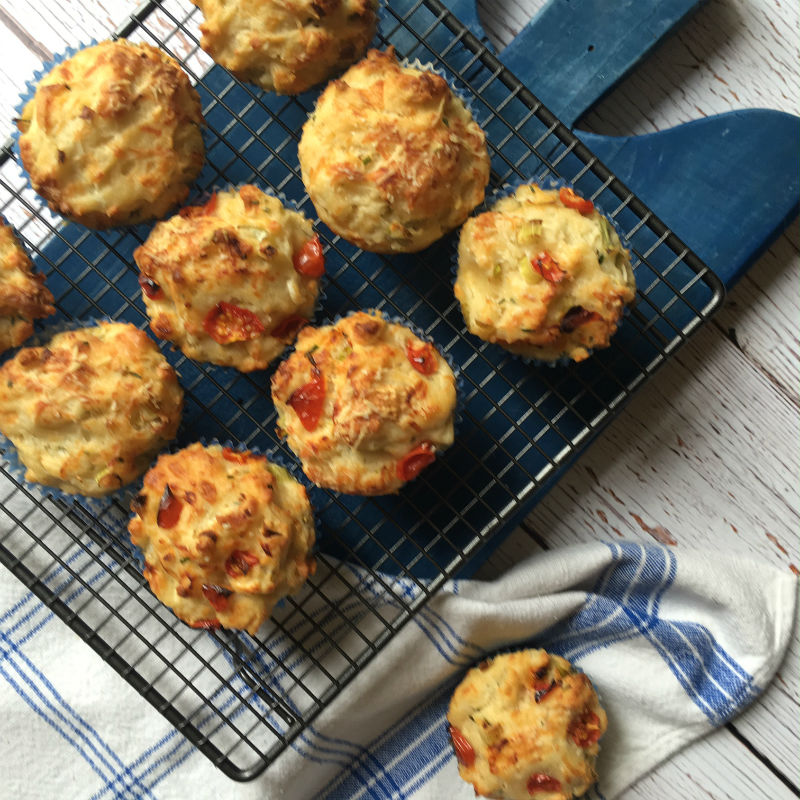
left=0, top=528, right=795, bottom=800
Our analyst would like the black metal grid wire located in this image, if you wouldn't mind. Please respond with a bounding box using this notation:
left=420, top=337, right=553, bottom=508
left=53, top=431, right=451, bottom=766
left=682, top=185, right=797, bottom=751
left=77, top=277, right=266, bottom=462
left=0, top=0, right=725, bottom=782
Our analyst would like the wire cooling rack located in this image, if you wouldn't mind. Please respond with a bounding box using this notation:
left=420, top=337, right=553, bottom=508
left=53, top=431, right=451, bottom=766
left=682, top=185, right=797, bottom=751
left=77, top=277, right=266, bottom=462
left=0, top=0, right=725, bottom=782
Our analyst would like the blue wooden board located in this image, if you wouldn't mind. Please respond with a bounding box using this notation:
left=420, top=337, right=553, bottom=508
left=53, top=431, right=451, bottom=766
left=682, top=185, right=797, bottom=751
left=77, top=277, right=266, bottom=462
left=481, top=0, right=800, bottom=289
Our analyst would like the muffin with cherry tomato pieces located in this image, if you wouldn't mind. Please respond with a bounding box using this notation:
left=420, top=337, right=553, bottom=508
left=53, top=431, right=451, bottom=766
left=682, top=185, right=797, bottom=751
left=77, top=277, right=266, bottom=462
left=0, top=322, right=183, bottom=496
left=455, top=183, right=636, bottom=363
left=134, top=185, right=323, bottom=372
left=270, top=310, right=457, bottom=495
left=128, top=442, right=316, bottom=633
left=447, top=649, right=607, bottom=800
left=0, top=220, right=55, bottom=353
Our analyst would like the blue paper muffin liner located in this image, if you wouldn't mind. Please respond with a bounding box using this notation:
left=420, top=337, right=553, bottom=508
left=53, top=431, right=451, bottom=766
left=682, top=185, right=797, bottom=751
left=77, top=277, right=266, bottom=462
left=450, top=175, right=636, bottom=368
left=0, top=317, right=187, bottom=516
left=268, top=308, right=464, bottom=494
left=13, top=38, right=205, bottom=233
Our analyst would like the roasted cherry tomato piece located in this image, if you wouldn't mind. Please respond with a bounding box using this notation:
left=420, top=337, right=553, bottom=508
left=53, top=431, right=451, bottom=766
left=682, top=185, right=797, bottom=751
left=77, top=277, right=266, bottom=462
left=559, top=306, right=602, bottom=333
left=527, top=773, right=562, bottom=793
left=138, top=274, right=163, bottom=299
left=271, top=314, right=309, bottom=340
left=397, top=442, right=436, bottom=482
left=406, top=340, right=438, bottom=375
left=157, top=484, right=182, bottom=529
left=221, top=447, right=249, bottom=464
left=533, top=679, right=556, bottom=703
left=449, top=725, right=475, bottom=767
left=225, top=550, right=259, bottom=578
left=292, top=234, right=325, bottom=278
left=189, top=619, right=221, bottom=630
left=203, top=301, right=265, bottom=344
left=202, top=584, right=231, bottom=612
left=531, top=251, right=567, bottom=283
left=568, top=710, right=603, bottom=747
left=559, top=186, right=594, bottom=215
left=288, top=368, right=326, bottom=431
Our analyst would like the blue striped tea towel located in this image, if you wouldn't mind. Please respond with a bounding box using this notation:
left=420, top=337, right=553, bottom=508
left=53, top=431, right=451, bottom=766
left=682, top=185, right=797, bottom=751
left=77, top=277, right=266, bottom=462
left=0, top=538, right=795, bottom=799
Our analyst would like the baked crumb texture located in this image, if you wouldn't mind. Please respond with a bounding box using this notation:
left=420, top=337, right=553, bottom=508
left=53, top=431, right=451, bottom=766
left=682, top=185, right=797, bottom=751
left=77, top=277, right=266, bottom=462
left=455, top=183, right=636, bottom=363
left=17, top=39, right=205, bottom=229
left=0, top=322, right=183, bottom=496
left=271, top=310, right=457, bottom=495
left=193, top=0, right=379, bottom=94
left=128, top=442, right=316, bottom=634
left=299, top=47, right=490, bottom=253
left=0, top=221, right=54, bottom=353
left=447, top=649, right=608, bottom=800
left=134, top=184, right=323, bottom=372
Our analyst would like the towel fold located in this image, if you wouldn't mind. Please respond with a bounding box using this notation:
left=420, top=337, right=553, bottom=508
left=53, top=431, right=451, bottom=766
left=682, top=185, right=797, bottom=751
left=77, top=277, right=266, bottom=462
left=0, top=538, right=795, bottom=799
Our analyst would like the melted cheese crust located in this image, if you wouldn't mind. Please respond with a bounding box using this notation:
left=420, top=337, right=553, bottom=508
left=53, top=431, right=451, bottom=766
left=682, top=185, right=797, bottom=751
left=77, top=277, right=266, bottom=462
left=0, top=222, right=54, bottom=352
left=17, top=39, right=205, bottom=229
left=271, top=310, right=457, bottom=495
left=455, top=184, right=636, bottom=362
left=194, top=0, right=378, bottom=94
left=298, top=47, right=490, bottom=253
left=0, top=322, right=183, bottom=496
left=134, top=185, right=321, bottom=372
left=447, top=649, right=607, bottom=800
left=128, top=442, right=316, bottom=633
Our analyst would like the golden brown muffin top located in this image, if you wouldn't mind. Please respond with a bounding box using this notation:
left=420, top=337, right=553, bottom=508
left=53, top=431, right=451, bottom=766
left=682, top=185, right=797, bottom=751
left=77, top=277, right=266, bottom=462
left=447, top=649, right=607, bottom=800
left=193, top=0, right=378, bottom=94
left=0, top=322, right=183, bottom=495
left=134, top=184, right=322, bottom=372
left=271, top=310, right=457, bottom=495
left=129, top=442, right=316, bottom=633
left=0, top=221, right=54, bottom=352
left=455, top=183, right=636, bottom=362
left=298, top=47, right=490, bottom=253
left=17, top=39, right=205, bottom=229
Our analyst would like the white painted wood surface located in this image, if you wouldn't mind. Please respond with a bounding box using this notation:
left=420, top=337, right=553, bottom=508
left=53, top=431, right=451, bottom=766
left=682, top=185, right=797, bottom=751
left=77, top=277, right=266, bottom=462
left=0, top=0, right=796, bottom=798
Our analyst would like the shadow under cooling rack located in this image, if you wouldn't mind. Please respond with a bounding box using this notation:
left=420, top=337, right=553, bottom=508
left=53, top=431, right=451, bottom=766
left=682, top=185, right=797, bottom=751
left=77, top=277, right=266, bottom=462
left=0, top=0, right=724, bottom=780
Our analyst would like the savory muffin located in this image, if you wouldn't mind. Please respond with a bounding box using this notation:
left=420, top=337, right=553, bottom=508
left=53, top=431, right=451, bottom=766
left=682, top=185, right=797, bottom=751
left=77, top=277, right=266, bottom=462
left=447, top=649, right=607, bottom=800
left=0, top=322, right=183, bottom=496
left=128, top=442, right=316, bottom=633
left=455, top=184, right=636, bottom=362
left=16, top=39, right=205, bottom=229
left=134, top=184, right=323, bottom=372
left=193, top=0, right=379, bottom=95
left=298, top=47, right=490, bottom=253
left=0, top=220, right=54, bottom=352
left=270, top=310, right=457, bottom=495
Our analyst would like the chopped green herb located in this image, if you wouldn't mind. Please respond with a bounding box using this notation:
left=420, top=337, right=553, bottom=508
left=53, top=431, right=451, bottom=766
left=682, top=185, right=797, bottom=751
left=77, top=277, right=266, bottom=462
left=599, top=217, right=614, bottom=251
left=521, top=328, right=535, bottom=333
left=361, top=155, right=372, bottom=166
left=493, top=263, right=502, bottom=277
left=518, top=256, right=542, bottom=284
left=442, top=117, right=449, bottom=127
left=517, top=219, right=543, bottom=245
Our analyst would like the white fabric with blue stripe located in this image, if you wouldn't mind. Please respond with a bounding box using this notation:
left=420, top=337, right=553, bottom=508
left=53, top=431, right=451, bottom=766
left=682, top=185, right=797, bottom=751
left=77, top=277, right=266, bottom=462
left=0, top=533, right=795, bottom=799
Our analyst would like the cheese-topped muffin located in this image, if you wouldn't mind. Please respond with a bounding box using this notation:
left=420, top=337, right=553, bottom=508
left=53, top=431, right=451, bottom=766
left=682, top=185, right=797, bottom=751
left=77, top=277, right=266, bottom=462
left=134, top=185, right=323, bottom=372
left=17, top=39, right=205, bottom=229
left=0, top=322, right=183, bottom=496
left=193, top=0, right=378, bottom=95
left=270, top=310, right=457, bottom=495
left=447, top=649, right=607, bottom=800
left=0, top=221, right=54, bottom=352
left=128, top=442, right=316, bottom=633
left=298, top=47, right=490, bottom=253
left=455, top=184, right=636, bottom=362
